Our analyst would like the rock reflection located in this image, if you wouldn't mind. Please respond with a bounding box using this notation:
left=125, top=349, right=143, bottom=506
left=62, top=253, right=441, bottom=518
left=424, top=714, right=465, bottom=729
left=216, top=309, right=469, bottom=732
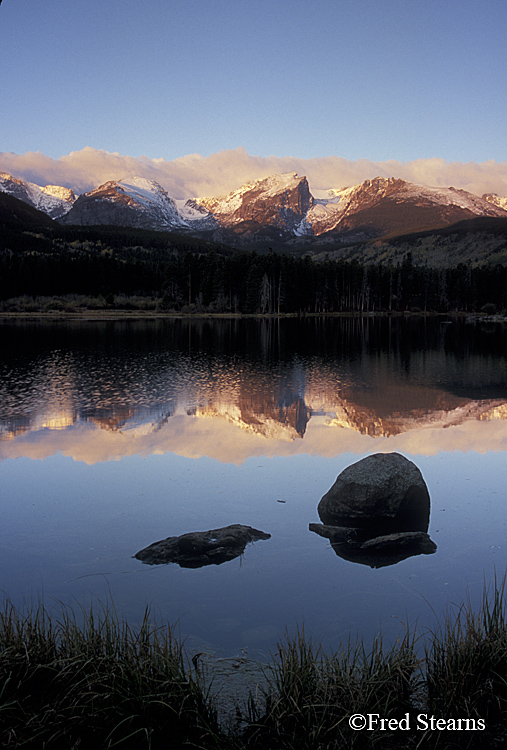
left=310, top=453, right=437, bottom=568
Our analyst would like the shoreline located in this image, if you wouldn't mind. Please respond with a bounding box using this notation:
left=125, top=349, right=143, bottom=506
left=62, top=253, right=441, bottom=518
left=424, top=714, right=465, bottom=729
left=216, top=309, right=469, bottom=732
left=1, top=582, right=506, bottom=747
left=0, top=309, right=503, bottom=322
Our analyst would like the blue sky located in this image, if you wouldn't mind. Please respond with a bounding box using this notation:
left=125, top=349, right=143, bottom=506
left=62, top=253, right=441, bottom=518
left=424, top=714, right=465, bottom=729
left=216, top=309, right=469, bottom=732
left=2, top=0, right=506, bottom=163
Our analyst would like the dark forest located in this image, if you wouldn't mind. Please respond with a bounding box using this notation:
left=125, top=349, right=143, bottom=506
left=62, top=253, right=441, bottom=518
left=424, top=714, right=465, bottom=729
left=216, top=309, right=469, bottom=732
left=1, top=225, right=506, bottom=314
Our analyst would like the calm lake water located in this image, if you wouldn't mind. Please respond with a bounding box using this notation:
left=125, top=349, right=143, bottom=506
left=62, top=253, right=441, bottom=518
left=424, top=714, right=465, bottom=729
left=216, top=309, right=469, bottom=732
left=1, top=316, right=506, bottom=658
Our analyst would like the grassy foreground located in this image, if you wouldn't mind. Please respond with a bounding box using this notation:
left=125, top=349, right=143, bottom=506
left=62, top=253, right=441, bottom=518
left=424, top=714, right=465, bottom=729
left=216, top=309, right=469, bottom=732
left=1, top=582, right=506, bottom=749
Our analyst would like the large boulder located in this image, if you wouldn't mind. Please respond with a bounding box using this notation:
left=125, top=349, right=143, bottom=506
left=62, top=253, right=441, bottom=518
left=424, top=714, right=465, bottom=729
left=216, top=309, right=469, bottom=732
left=311, top=453, right=436, bottom=568
left=134, top=524, right=271, bottom=568
left=318, top=452, right=430, bottom=534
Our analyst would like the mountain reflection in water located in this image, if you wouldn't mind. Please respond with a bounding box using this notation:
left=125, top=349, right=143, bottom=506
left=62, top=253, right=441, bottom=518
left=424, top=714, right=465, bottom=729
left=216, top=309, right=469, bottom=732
left=1, top=316, right=507, bottom=462
left=1, top=316, right=507, bottom=658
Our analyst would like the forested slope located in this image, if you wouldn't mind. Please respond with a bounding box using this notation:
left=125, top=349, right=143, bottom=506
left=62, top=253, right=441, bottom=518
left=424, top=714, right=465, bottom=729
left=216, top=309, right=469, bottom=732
left=1, top=193, right=507, bottom=314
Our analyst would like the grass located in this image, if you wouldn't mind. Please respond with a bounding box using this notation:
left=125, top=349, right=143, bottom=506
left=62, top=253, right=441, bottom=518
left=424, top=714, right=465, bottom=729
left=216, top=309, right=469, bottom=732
left=0, top=294, right=164, bottom=313
left=1, top=581, right=507, bottom=748
left=0, top=600, right=221, bottom=749
left=426, top=576, right=507, bottom=726
left=243, top=627, right=420, bottom=749
left=247, top=633, right=420, bottom=749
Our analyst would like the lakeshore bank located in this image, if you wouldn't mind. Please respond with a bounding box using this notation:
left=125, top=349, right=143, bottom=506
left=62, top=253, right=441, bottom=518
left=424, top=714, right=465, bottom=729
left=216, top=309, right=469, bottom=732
left=1, top=581, right=507, bottom=749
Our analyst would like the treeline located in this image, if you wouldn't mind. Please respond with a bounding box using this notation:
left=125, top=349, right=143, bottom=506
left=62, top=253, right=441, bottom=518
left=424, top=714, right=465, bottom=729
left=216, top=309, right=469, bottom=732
left=1, top=235, right=507, bottom=314
left=163, top=251, right=507, bottom=314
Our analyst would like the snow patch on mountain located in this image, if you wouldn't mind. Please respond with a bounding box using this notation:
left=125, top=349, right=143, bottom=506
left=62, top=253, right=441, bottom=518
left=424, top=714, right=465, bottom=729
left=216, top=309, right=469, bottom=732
left=0, top=172, right=76, bottom=219
left=294, top=216, right=313, bottom=237
left=98, top=177, right=189, bottom=227
left=483, top=193, right=507, bottom=212
left=175, top=198, right=218, bottom=230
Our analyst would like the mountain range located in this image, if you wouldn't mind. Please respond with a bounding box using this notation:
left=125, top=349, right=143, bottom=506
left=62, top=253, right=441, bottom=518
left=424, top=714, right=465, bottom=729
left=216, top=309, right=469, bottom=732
left=1, top=170, right=507, bottom=248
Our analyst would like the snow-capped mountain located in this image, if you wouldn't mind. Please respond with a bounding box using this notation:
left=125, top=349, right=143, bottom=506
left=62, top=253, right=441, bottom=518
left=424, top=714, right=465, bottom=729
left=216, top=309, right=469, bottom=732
left=304, top=177, right=507, bottom=241
left=196, top=173, right=313, bottom=237
left=61, top=172, right=314, bottom=240
left=0, top=172, right=76, bottom=219
left=190, top=175, right=507, bottom=243
left=2, top=170, right=507, bottom=244
left=60, top=177, right=189, bottom=230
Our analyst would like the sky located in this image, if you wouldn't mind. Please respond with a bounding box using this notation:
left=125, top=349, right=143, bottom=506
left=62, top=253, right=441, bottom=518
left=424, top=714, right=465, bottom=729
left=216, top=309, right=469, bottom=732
left=1, top=0, right=507, bottom=197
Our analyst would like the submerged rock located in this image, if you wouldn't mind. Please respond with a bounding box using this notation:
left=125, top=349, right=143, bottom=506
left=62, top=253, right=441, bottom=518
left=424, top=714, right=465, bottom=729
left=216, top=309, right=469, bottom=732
left=308, top=523, right=358, bottom=545
left=134, top=524, right=271, bottom=568
left=359, top=531, right=437, bottom=554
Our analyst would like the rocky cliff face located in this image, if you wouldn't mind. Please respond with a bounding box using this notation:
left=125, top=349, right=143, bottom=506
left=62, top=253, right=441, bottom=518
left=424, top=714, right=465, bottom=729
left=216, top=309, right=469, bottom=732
left=197, top=173, right=313, bottom=237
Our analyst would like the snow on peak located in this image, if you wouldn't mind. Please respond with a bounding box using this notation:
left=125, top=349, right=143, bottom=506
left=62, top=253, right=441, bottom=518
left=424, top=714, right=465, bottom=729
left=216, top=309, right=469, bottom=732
left=117, top=176, right=168, bottom=201
left=0, top=172, right=76, bottom=218
left=197, top=172, right=307, bottom=217
left=483, top=193, right=507, bottom=212
left=42, top=185, right=77, bottom=202
left=86, top=176, right=189, bottom=228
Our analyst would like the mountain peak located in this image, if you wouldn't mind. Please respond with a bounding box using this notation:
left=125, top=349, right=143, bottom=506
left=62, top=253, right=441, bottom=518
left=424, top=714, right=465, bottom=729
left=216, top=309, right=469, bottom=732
left=305, top=176, right=507, bottom=240
left=0, top=172, right=76, bottom=219
left=88, top=176, right=174, bottom=204
left=195, top=172, right=313, bottom=237
left=62, top=176, right=188, bottom=229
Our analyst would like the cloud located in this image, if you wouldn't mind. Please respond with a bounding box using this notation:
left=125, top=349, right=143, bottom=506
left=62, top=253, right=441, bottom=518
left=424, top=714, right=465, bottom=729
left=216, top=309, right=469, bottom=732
left=1, top=413, right=507, bottom=466
left=1, top=147, right=507, bottom=199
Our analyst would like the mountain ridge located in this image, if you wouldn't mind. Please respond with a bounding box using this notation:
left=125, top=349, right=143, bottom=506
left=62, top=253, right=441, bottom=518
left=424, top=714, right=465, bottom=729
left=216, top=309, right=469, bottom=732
left=59, top=177, right=189, bottom=231
left=2, top=170, right=507, bottom=247
left=0, top=172, right=76, bottom=219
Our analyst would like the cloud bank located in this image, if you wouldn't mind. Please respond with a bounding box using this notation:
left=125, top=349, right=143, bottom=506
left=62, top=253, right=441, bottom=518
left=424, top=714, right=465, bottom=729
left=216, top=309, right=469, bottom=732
left=1, top=147, right=507, bottom=199
left=2, top=414, right=507, bottom=466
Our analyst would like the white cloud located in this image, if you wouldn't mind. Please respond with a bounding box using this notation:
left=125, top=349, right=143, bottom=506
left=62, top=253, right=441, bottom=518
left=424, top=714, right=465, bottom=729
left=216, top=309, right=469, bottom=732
left=1, top=147, right=507, bottom=199
left=2, top=412, right=507, bottom=466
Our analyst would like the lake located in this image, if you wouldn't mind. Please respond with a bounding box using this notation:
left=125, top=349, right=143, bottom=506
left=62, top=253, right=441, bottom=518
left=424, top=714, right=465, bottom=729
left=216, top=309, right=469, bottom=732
left=1, top=315, right=506, bottom=659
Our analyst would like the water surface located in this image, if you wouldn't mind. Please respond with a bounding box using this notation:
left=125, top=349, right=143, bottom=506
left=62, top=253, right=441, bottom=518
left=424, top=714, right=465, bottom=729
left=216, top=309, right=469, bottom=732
left=1, top=317, right=506, bottom=657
